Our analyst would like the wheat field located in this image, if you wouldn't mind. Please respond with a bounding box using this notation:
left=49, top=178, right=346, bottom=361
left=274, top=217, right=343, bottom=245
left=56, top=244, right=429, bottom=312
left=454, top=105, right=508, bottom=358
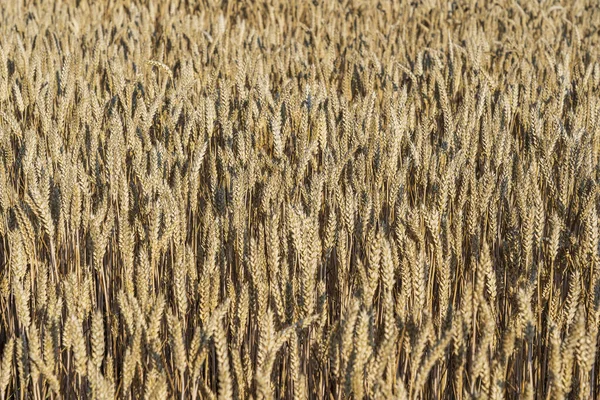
left=0, top=0, right=599, bottom=399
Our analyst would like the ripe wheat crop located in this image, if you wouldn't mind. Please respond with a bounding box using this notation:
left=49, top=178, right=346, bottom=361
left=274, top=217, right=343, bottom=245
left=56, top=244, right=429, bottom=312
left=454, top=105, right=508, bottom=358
left=0, top=0, right=599, bottom=399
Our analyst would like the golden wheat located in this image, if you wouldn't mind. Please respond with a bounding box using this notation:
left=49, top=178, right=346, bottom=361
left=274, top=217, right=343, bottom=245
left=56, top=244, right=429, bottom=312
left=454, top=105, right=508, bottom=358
left=0, top=0, right=599, bottom=399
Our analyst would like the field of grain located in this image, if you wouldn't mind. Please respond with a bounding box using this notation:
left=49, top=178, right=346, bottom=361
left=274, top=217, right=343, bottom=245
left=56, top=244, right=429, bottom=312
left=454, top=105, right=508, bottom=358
left=0, top=0, right=599, bottom=398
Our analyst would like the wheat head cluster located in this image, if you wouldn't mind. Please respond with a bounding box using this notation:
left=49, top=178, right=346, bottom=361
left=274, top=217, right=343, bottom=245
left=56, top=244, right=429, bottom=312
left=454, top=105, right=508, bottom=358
left=0, top=0, right=599, bottom=399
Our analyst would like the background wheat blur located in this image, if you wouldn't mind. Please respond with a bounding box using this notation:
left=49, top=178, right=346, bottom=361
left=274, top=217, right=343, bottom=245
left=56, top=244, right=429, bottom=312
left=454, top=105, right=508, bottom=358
left=0, top=0, right=599, bottom=398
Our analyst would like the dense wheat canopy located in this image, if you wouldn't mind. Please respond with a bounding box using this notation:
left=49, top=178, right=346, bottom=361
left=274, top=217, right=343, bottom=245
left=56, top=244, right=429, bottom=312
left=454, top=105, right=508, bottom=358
left=0, top=0, right=600, bottom=398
